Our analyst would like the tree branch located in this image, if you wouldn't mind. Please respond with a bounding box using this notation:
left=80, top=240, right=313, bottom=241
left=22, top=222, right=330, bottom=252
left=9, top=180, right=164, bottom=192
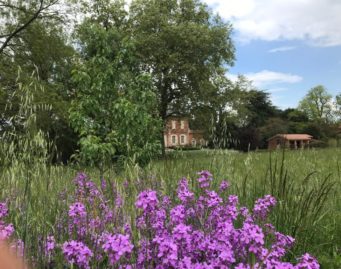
left=0, top=0, right=59, bottom=55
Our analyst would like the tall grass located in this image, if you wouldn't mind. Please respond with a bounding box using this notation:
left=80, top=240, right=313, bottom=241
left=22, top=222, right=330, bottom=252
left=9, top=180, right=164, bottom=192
left=1, top=147, right=340, bottom=267
left=135, top=149, right=341, bottom=267
left=0, top=76, right=340, bottom=267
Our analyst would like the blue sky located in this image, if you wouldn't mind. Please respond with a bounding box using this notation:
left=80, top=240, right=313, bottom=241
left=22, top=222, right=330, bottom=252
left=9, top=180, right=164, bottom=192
left=203, top=0, right=341, bottom=109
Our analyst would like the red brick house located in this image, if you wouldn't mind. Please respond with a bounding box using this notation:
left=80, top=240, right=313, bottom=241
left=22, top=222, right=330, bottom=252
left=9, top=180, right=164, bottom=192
left=164, top=117, right=206, bottom=148
left=267, top=134, right=313, bottom=150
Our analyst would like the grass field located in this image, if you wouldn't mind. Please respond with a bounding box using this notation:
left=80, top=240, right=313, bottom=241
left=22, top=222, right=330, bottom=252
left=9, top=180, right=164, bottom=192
left=1, top=148, right=340, bottom=267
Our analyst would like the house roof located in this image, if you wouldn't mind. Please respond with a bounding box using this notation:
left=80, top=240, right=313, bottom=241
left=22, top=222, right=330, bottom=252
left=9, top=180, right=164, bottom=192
left=267, top=134, right=313, bottom=141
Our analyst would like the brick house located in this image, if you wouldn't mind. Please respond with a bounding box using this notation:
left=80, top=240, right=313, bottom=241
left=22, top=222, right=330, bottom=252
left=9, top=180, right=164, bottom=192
left=164, top=116, right=206, bottom=148
left=267, top=134, right=313, bottom=150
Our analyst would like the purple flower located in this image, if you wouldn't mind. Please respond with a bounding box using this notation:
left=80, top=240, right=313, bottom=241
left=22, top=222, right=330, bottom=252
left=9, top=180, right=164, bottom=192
left=100, top=178, right=107, bottom=191
left=197, top=170, right=213, bottom=188
left=162, top=195, right=171, bottom=208
left=74, top=172, right=87, bottom=196
left=115, top=194, right=123, bottom=208
left=219, top=180, right=230, bottom=191
left=253, top=195, right=277, bottom=220
left=68, top=202, right=87, bottom=219
left=1, top=170, right=321, bottom=268
left=177, top=178, right=194, bottom=203
left=0, top=202, right=8, bottom=219
left=135, top=190, right=158, bottom=212
left=205, top=190, right=222, bottom=208
left=295, top=253, right=320, bottom=269
left=153, top=235, right=178, bottom=267
left=170, top=205, right=186, bottom=224
left=62, top=240, right=93, bottom=269
left=102, top=234, right=133, bottom=265
left=172, top=223, right=192, bottom=249
left=236, top=264, right=251, bottom=269
left=0, top=222, right=14, bottom=240
left=45, top=235, right=55, bottom=256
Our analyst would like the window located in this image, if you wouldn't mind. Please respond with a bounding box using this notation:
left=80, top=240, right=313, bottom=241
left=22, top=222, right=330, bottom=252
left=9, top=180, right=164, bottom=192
left=180, top=120, right=185, bottom=129
left=172, top=120, right=176, bottom=129
left=191, top=138, right=196, bottom=146
left=180, top=135, right=186, bottom=145
left=171, top=135, right=177, bottom=145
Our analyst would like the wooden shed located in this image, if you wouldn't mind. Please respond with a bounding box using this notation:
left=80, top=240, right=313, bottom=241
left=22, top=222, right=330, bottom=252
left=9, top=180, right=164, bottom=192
left=267, top=134, right=313, bottom=150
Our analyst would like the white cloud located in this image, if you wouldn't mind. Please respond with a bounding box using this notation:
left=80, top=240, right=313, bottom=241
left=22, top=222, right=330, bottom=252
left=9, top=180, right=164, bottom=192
left=226, top=73, right=238, bottom=83
left=265, top=87, right=289, bottom=93
left=228, top=70, right=302, bottom=88
left=204, top=0, right=255, bottom=19
left=227, top=70, right=302, bottom=91
left=269, top=46, right=296, bottom=53
left=203, top=0, right=341, bottom=47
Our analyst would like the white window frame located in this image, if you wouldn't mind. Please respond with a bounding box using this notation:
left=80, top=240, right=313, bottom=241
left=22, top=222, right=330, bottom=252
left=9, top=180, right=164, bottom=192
left=171, top=135, right=177, bottom=145
left=180, top=134, right=186, bottom=145
left=180, top=120, right=185, bottom=129
left=172, top=120, right=176, bottom=129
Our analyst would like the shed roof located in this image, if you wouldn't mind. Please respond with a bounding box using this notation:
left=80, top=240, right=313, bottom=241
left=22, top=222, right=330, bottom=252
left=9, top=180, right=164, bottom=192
left=267, top=134, right=313, bottom=141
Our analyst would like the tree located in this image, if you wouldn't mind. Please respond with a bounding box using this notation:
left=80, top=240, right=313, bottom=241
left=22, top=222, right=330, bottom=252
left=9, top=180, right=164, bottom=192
left=0, top=0, right=61, bottom=55
left=258, top=117, right=288, bottom=148
left=70, top=0, right=161, bottom=172
left=190, top=75, right=276, bottom=150
left=128, top=0, right=235, bottom=150
left=298, top=85, right=333, bottom=123
left=335, top=93, right=341, bottom=121
left=0, top=15, right=77, bottom=162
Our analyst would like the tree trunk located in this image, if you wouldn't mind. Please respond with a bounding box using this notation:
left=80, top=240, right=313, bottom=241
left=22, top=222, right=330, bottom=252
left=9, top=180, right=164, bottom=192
left=160, top=107, right=167, bottom=157
left=159, top=76, right=169, bottom=157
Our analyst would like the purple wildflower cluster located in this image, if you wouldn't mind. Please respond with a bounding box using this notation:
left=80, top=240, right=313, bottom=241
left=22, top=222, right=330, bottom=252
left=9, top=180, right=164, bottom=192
left=132, top=171, right=319, bottom=268
left=1, top=171, right=320, bottom=268
left=62, top=240, right=93, bottom=269
left=0, top=201, right=24, bottom=257
left=102, top=233, right=134, bottom=265
left=253, top=195, right=277, bottom=220
left=0, top=202, right=13, bottom=241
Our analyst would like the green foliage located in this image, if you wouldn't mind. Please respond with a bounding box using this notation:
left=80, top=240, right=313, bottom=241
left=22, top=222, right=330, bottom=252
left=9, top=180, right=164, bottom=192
left=70, top=1, right=161, bottom=169
left=0, top=70, right=53, bottom=167
left=0, top=0, right=64, bottom=55
left=0, top=8, right=78, bottom=162
left=335, top=93, right=341, bottom=121
left=258, top=117, right=288, bottom=147
left=129, top=0, right=235, bottom=122
left=299, top=85, right=334, bottom=123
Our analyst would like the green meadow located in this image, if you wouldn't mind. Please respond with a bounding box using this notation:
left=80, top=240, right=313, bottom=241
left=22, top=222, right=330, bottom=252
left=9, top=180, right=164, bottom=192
left=1, top=147, right=340, bottom=267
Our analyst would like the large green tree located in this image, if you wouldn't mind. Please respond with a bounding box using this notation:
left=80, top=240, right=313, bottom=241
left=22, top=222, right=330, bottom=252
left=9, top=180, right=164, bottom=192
left=128, top=0, right=235, bottom=149
left=190, top=75, right=276, bottom=150
left=70, top=0, right=161, bottom=170
left=0, top=3, right=77, bottom=162
left=299, top=85, right=333, bottom=123
left=0, top=0, right=61, bottom=55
